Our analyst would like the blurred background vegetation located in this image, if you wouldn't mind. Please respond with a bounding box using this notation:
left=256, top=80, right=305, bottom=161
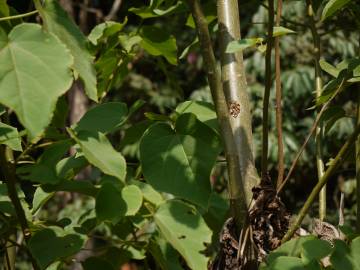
left=3, top=0, right=359, bottom=269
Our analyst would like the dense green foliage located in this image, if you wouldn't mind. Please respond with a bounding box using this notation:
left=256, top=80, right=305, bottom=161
left=0, top=0, right=359, bottom=269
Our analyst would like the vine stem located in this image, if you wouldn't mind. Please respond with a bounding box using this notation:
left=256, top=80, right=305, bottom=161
left=186, top=0, right=249, bottom=230
left=0, top=146, right=40, bottom=270
left=306, top=0, right=326, bottom=220
left=261, top=0, right=275, bottom=177
left=0, top=10, right=38, bottom=22
left=274, top=0, right=284, bottom=189
left=282, top=123, right=360, bottom=242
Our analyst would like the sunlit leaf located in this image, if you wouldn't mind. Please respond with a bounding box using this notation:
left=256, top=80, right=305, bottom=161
left=88, top=19, right=127, bottom=45
left=0, top=23, right=73, bottom=139
left=321, top=0, right=351, bottom=21
left=69, top=130, right=126, bottom=182
left=319, top=59, right=340, bottom=77
left=175, top=101, right=218, bottom=132
left=226, top=38, right=263, bottom=53
left=272, top=26, right=296, bottom=37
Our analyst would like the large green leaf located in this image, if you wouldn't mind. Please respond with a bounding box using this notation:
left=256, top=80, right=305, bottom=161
left=140, top=113, right=221, bottom=208
left=42, top=0, right=97, bottom=101
left=96, top=183, right=143, bottom=224
left=331, top=238, right=360, bottom=270
left=69, top=130, right=126, bottom=182
left=267, top=256, right=305, bottom=270
left=28, top=229, right=83, bottom=270
left=301, top=238, right=332, bottom=264
left=74, top=102, right=128, bottom=133
left=0, top=23, right=73, bottom=139
left=140, top=25, right=177, bottom=65
left=154, top=200, right=212, bottom=270
left=266, top=236, right=316, bottom=265
left=321, top=0, right=351, bottom=21
left=175, top=101, right=218, bottom=132
left=0, top=122, right=22, bottom=151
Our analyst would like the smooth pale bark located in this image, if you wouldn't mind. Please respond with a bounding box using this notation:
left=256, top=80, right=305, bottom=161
left=187, top=0, right=250, bottom=230
left=217, top=0, right=260, bottom=207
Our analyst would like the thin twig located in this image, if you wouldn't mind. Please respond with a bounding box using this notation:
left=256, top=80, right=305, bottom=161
left=355, top=17, right=360, bottom=234
left=282, top=123, right=360, bottom=242
left=261, top=0, right=275, bottom=177
left=0, top=10, right=38, bottom=21
left=306, top=0, right=326, bottom=221
left=275, top=0, right=284, bottom=189
left=277, top=79, right=345, bottom=194
left=261, top=2, right=307, bottom=28
left=0, top=146, right=40, bottom=270
left=104, top=0, right=122, bottom=21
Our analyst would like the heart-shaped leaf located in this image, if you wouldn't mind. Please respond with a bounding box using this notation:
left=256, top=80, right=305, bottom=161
left=140, top=113, right=221, bottom=208
left=0, top=23, right=73, bottom=139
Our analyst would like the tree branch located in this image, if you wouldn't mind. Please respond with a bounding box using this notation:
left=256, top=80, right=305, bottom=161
left=261, top=0, right=275, bottom=177
left=0, top=10, right=38, bottom=22
left=0, top=145, right=40, bottom=270
left=104, top=0, right=122, bottom=21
